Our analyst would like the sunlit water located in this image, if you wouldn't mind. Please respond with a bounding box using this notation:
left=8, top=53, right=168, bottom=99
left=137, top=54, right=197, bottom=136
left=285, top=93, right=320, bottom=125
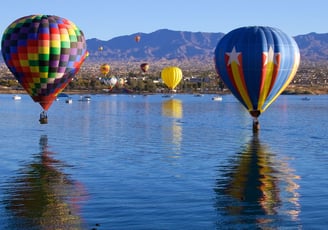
left=0, top=93, right=327, bottom=229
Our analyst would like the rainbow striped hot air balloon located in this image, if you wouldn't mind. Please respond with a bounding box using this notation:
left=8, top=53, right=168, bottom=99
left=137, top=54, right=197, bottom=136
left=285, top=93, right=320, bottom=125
left=214, top=26, right=300, bottom=131
left=1, top=14, right=88, bottom=123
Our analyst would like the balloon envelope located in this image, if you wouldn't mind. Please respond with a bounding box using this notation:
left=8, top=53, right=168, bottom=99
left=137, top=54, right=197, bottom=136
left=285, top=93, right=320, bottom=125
left=109, top=76, right=118, bottom=88
left=118, top=78, right=125, bottom=87
left=102, top=76, right=117, bottom=89
left=1, top=15, right=88, bottom=111
left=140, top=63, right=149, bottom=72
left=100, top=64, right=110, bottom=76
left=135, top=35, right=141, bottom=43
left=161, top=66, right=182, bottom=90
left=214, top=26, right=300, bottom=117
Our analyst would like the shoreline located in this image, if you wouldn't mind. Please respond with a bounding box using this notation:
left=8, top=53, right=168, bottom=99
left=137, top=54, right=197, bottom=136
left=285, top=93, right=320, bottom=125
left=1, top=85, right=328, bottom=95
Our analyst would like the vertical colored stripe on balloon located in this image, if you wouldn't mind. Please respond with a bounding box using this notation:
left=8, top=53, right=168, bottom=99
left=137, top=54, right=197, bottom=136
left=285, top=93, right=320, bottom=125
left=229, top=62, right=253, bottom=110
left=258, top=51, right=276, bottom=111
left=262, top=51, right=300, bottom=112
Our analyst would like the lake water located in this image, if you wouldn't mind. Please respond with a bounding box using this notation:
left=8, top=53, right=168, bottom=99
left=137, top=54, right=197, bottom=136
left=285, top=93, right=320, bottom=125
left=0, top=93, right=327, bottom=229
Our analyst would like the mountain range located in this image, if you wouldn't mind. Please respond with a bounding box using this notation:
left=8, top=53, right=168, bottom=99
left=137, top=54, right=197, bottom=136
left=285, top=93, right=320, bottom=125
left=0, top=29, right=327, bottom=64
left=86, top=29, right=328, bottom=64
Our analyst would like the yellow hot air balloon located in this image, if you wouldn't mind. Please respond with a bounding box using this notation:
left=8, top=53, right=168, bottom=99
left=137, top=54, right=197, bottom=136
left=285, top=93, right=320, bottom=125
left=161, top=66, right=182, bottom=91
left=100, top=64, right=110, bottom=76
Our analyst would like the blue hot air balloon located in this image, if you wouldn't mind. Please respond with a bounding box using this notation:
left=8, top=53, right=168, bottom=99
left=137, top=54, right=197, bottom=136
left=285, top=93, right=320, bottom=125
left=214, top=26, right=300, bottom=131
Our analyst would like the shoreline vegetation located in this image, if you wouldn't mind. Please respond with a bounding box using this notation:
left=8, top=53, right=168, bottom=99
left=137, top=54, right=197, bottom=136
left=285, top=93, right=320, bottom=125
left=1, top=84, right=328, bottom=95
left=1, top=62, right=328, bottom=96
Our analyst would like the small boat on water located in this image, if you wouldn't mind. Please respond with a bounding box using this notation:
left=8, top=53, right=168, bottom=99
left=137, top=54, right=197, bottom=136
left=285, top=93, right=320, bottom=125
left=301, top=97, right=310, bottom=101
left=212, top=95, right=223, bottom=101
left=12, top=95, right=21, bottom=100
left=79, top=95, right=91, bottom=101
left=65, top=97, right=73, bottom=104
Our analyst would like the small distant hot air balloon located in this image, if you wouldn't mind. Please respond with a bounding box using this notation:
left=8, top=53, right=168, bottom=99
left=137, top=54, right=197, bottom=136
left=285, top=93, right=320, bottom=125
left=98, top=46, right=103, bottom=51
left=140, top=63, right=149, bottom=73
left=117, top=77, right=125, bottom=87
left=135, top=35, right=141, bottom=43
left=214, top=26, right=300, bottom=132
left=109, top=76, right=118, bottom=89
left=101, top=76, right=117, bottom=90
left=1, top=14, right=88, bottom=124
left=161, top=66, right=183, bottom=92
left=100, top=64, right=110, bottom=76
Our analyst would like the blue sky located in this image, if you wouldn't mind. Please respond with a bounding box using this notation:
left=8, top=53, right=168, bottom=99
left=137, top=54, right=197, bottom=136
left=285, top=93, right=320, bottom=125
left=0, top=0, right=327, bottom=40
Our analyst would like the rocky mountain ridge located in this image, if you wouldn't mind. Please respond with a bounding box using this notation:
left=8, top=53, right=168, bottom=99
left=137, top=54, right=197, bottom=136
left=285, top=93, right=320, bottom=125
left=1, top=29, right=327, bottom=64
left=86, top=29, right=328, bottom=63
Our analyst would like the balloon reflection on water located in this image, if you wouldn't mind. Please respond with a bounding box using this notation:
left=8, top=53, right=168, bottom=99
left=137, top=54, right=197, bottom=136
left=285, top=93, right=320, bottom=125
left=161, top=99, right=183, bottom=157
left=214, top=135, right=300, bottom=227
left=2, top=135, right=87, bottom=229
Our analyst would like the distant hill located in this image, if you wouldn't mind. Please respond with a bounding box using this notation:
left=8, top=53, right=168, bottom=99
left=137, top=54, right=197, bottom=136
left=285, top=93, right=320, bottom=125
left=86, top=29, right=225, bottom=62
left=1, top=29, right=328, bottom=64
left=293, top=32, right=328, bottom=62
left=87, top=29, right=328, bottom=63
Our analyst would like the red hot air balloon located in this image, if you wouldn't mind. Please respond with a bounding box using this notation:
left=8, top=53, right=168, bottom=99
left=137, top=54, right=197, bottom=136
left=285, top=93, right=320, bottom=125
left=214, top=26, right=300, bottom=132
left=140, top=63, right=149, bottom=73
left=1, top=15, right=88, bottom=124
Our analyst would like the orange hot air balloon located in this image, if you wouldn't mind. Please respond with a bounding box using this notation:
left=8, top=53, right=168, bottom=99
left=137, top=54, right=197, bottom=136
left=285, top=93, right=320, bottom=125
left=135, top=35, right=141, bottom=43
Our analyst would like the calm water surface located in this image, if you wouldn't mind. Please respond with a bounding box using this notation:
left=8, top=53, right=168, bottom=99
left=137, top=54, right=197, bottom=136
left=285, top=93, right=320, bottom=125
left=0, top=93, right=327, bottom=229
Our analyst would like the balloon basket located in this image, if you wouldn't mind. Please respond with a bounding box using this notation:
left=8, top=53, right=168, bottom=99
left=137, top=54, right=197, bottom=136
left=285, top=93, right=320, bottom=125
left=39, top=111, right=48, bottom=124
left=39, top=117, right=48, bottom=124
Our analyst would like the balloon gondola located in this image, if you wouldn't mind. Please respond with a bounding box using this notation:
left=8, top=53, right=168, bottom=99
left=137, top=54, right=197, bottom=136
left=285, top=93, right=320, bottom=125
left=39, top=111, right=48, bottom=124
left=1, top=15, right=88, bottom=124
left=214, top=26, right=300, bottom=132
